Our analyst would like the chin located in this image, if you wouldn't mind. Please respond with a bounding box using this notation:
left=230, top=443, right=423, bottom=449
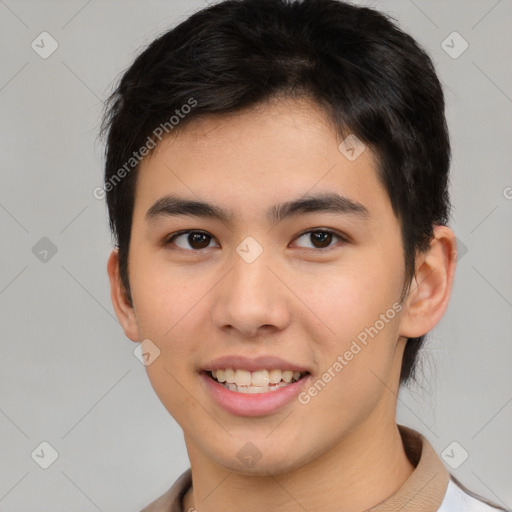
left=207, top=442, right=314, bottom=477
left=229, top=457, right=302, bottom=477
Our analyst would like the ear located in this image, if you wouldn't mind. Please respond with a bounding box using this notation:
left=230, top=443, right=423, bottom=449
left=399, top=225, right=457, bottom=338
left=107, top=249, right=140, bottom=342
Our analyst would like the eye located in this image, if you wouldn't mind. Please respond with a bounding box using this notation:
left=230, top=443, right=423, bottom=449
left=165, top=230, right=219, bottom=250
left=292, top=229, right=347, bottom=250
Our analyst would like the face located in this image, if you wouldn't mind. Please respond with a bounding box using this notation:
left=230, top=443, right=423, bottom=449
left=113, top=98, right=415, bottom=475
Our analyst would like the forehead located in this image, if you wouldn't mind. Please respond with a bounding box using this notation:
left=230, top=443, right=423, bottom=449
left=133, top=97, right=391, bottom=224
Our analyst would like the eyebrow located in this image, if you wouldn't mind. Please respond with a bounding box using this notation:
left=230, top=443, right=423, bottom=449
left=144, top=192, right=369, bottom=224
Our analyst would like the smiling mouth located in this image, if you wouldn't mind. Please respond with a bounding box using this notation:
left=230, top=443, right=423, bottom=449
left=205, top=368, right=309, bottom=394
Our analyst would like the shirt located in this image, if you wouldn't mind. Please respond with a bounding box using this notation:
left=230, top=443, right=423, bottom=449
left=141, top=425, right=508, bottom=512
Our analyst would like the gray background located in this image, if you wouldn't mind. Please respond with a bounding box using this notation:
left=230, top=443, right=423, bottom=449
left=1, top=0, right=511, bottom=510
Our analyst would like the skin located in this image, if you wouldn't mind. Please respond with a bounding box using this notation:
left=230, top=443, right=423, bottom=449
left=108, top=97, right=457, bottom=512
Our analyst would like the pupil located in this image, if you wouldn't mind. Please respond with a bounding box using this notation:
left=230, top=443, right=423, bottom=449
left=312, top=231, right=332, bottom=248
left=189, top=232, right=210, bottom=249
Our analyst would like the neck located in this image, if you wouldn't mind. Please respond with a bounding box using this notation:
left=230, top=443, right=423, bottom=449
left=183, top=418, right=414, bottom=512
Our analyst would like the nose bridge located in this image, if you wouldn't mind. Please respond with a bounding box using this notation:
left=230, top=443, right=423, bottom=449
left=211, top=245, right=290, bottom=336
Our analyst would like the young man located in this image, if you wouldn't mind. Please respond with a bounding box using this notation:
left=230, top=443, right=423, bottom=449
left=102, top=0, right=507, bottom=510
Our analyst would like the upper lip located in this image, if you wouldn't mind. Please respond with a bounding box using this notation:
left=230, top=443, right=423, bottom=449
left=203, top=355, right=311, bottom=373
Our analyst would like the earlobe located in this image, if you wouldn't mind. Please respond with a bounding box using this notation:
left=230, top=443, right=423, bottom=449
left=107, top=249, right=140, bottom=342
left=399, top=225, right=457, bottom=338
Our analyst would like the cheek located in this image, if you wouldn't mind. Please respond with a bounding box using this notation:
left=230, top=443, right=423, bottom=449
left=292, top=253, right=403, bottom=404
left=129, top=256, right=205, bottom=389
left=293, top=257, right=401, bottom=346
left=129, top=247, right=206, bottom=340
left=298, top=308, right=401, bottom=436
left=144, top=359, right=198, bottom=430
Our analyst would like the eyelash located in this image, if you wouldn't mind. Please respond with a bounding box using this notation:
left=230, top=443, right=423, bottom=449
left=163, top=228, right=348, bottom=251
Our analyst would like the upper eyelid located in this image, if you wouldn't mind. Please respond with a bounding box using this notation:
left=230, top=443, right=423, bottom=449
left=165, top=228, right=347, bottom=249
left=293, top=227, right=347, bottom=241
left=167, top=229, right=210, bottom=240
left=291, top=229, right=348, bottom=249
left=165, top=229, right=217, bottom=246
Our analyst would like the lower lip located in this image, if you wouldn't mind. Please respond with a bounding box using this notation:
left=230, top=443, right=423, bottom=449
left=200, top=372, right=310, bottom=417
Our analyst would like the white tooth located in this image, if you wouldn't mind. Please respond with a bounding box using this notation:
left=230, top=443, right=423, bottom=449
left=212, top=370, right=217, bottom=379
left=239, top=386, right=265, bottom=394
left=251, top=370, right=269, bottom=386
left=221, top=380, right=296, bottom=393
left=282, top=370, right=293, bottom=383
left=235, top=369, right=252, bottom=386
left=219, top=369, right=301, bottom=392
left=225, top=368, right=236, bottom=383
left=268, top=369, right=283, bottom=384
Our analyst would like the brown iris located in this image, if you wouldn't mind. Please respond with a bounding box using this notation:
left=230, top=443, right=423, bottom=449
left=188, top=232, right=211, bottom=249
left=310, top=231, right=333, bottom=248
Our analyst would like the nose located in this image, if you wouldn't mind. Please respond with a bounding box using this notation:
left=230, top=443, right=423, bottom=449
left=211, top=249, right=291, bottom=339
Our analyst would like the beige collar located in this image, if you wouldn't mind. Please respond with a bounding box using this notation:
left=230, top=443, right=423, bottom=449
left=367, top=425, right=449, bottom=511
left=142, top=425, right=449, bottom=512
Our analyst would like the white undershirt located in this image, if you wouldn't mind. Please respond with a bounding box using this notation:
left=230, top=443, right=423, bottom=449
left=438, top=478, right=506, bottom=511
